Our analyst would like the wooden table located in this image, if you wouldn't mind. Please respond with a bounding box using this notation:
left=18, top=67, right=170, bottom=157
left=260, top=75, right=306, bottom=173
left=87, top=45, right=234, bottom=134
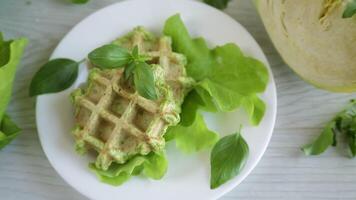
left=1, top=0, right=356, bottom=199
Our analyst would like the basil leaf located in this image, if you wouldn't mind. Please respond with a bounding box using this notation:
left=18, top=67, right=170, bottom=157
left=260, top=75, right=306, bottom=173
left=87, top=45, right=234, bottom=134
left=343, top=0, right=356, bottom=18
left=124, top=62, right=135, bottom=81
left=29, top=58, right=79, bottom=96
left=303, top=100, right=356, bottom=157
left=88, top=44, right=131, bottom=69
left=0, top=34, right=27, bottom=120
left=203, top=0, right=232, bottom=10
left=210, top=129, right=249, bottom=189
left=71, top=0, right=89, bottom=4
left=302, top=121, right=336, bottom=156
left=133, top=62, right=158, bottom=100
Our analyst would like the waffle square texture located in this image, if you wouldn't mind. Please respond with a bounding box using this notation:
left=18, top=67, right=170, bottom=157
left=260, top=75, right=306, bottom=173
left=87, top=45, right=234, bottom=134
left=71, top=27, right=193, bottom=170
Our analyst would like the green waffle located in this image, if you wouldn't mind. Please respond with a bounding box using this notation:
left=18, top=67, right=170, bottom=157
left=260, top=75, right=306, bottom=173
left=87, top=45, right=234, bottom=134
left=71, top=27, right=193, bottom=170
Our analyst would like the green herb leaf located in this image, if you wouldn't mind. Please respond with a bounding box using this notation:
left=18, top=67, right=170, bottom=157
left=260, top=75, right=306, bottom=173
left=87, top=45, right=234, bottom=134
left=70, top=0, right=89, bottom=4
left=302, top=121, right=335, bottom=156
left=343, top=0, right=356, bottom=18
left=88, top=44, right=131, bottom=69
left=163, top=14, right=214, bottom=81
left=210, top=129, right=249, bottom=189
left=29, top=58, right=79, bottom=96
left=133, top=62, right=158, bottom=100
left=165, top=113, right=219, bottom=153
left=203, top=0, right=232, bottom=10
left=199, top=44, right=268, bottom=113
left=0, top=114, right=21, bottom=149
left=303, top=100, right=356, bottom=157
left=89, top=152, right=167, bottom=186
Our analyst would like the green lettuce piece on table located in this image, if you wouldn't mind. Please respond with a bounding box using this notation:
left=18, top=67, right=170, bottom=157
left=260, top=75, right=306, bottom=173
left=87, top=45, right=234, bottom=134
left=0, top=33, right=27, bottom=149
left=89, top=152, right=168, bottom=186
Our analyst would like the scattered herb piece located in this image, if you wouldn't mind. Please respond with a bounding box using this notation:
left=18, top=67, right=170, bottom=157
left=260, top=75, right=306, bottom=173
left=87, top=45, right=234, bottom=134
left=210, top=128, right=249, bottom=189
left=302, top=100, right=356, bottom=157
left=29, top=58, right=79, bottom=96
left=203, top=0, right=232, bottom=10
left=343, top=0, right=356, bottom=18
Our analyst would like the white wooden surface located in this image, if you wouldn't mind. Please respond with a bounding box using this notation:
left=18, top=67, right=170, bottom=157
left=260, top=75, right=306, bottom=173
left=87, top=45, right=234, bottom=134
left=1, top=0, right=356, bottom=199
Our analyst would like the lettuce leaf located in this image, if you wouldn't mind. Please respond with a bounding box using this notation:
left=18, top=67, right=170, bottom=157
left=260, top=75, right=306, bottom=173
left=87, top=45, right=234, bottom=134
left=0, top=33, right=27, bottom=149
left=163, top=15, right=268, bottom=126
left=165, top=113, right=219, bottom=153
left=89, top=152, right=168, bottom=186
left=199, top=44, right=268, bottom=113
left=0, top=33, right=27, bottom=119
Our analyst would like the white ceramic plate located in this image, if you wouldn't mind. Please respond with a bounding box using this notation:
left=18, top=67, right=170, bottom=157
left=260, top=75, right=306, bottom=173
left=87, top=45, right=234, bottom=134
left=36, top=0, right=277, bottom=199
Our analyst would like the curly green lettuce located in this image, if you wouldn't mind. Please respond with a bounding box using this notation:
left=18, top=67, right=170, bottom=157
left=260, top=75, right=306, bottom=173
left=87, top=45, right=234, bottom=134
left=89, top=152, right=168, bottom=186
left=163, top=15, right=268, bottom=153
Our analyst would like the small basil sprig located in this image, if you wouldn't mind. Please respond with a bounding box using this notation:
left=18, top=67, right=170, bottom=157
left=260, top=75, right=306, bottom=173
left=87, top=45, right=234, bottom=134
left=303, top=99, right=356, bottom=157
left=29, top=58, right=79, bottom=96
left=88, top=45, right=157, bottom=100
left=210, top=127, right=249, bottom=189
left=30, top=45, right=158, bottom=100
left=343, top=0, right=356, bottom=18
